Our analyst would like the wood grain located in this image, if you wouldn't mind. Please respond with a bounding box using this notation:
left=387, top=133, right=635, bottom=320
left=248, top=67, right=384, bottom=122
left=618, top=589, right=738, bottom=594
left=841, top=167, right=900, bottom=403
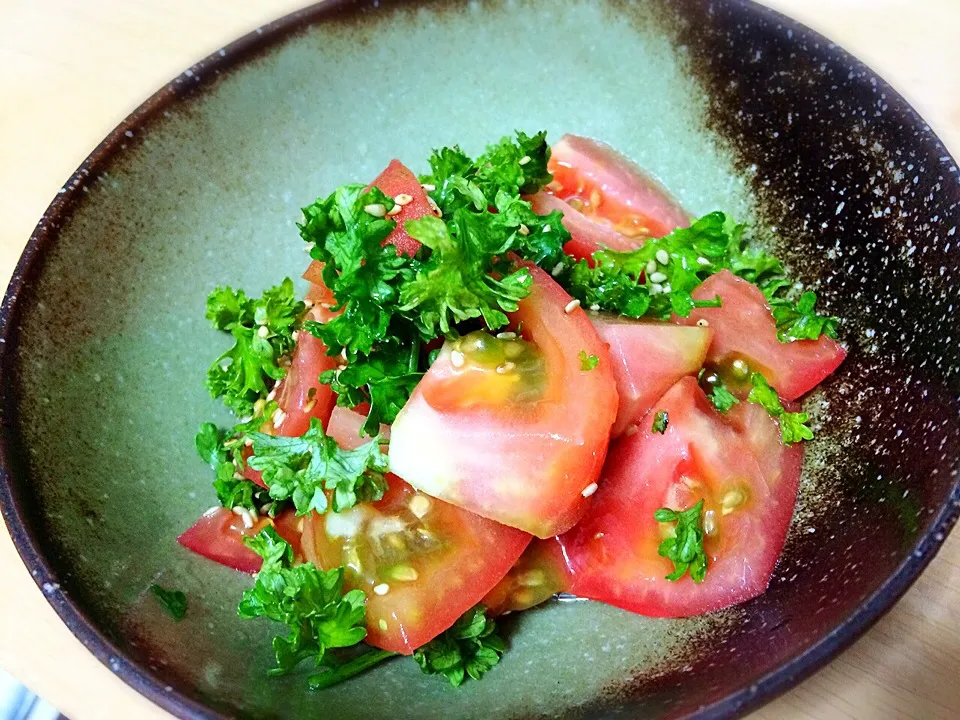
left=0, top=1, right=958, bottom=718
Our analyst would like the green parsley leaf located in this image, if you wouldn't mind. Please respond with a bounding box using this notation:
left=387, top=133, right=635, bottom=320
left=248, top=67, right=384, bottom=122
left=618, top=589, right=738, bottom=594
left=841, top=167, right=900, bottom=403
left=578, top=350, right=599, bottom=371
left=195, top=422, right=227, bottom=469
left=401, top=214, right=533, bottom=335
left=708, top=385, right=740, bottom=414
left=652, top=410, right=669, bottom=434
left=654, top=499, right=708, bottom=583
left=413, top=605, right=506, bottom=687
left=746, top=373, right=814, bottom=444
left=247, top=418, right=389, bottom=515
left=150, top=584, right=187, bottom=620
left=204, top=279, right=305, bottom=416
left=765, top=287, right=839, bottom=342
left=239, top=527, right=390, bottom=687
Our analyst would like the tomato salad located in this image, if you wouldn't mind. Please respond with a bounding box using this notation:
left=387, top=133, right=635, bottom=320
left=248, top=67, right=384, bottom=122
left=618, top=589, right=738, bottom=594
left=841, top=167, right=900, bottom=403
left=173, top=132, right=844, bottom=690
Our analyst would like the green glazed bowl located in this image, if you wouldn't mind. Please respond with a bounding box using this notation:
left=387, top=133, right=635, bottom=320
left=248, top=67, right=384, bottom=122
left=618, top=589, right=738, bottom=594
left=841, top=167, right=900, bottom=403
left=3, top=1, right=960, bottom=718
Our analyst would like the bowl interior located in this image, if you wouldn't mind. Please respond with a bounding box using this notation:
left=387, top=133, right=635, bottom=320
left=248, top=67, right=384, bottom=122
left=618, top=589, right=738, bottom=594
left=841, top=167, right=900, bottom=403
left=3, top=1, right=960, bottom=718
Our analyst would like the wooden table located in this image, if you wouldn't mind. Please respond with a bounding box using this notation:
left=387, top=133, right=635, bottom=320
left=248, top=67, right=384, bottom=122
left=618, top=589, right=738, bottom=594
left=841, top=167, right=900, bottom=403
left=1, top=1, right=959, bottom=718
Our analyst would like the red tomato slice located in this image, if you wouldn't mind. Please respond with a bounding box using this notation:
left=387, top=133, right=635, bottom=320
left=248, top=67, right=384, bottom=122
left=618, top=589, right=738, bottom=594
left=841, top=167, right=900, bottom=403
left=272, top=305, right=339, bottom=437
left=481, top=537, right=571, bottom=616
left=528, top=191, right=637, bottom=263
left=326, top=405, right=390, bottom=448
left=177, top=508, right=303, bottom=574
left=676, top=270, right=846, bottom=401
left=367, top=159, right=434, bottom=258
left=547, top=135, right=691, bottom=237
left=560, top=377, right=802, bottom=617
left=302, top=260, right=340, bottom=322
left=388, top=262, right=619, bottom=538
left=592, top=314, right=712, bottom=436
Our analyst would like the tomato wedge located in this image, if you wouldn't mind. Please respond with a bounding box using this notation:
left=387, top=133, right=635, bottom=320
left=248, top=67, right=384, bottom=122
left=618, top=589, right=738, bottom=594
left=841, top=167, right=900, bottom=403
left=560, top=377, right=802, bottom=617
left=676, top=270, right=846, bottom=401
left=530, top=134, right=690, bottom=261
left=388, top=262, right=619, bottom=538
left=367, top=159, right=434, bottom=257
left=592, top=314, right=712, bottom=436
left=302, top=406, right=531, bottom=654
left=529, top=191, right=637, bottom=263
left=481, top=537, right=571, bottom=616
left=177, top=508, right=303, bottom=574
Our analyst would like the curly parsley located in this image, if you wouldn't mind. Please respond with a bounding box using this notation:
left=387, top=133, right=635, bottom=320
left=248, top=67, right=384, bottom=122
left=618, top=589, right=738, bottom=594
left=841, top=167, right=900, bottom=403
left=654, top=499, right=709, bottom=583
left=746, top=373, right=814, bottom=444
left=413, top=605, right=506, bottom=686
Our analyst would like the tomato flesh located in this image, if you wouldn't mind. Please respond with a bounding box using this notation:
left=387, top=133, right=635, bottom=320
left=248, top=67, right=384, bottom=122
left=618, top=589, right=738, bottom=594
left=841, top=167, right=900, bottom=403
left=560, top=377, right=802, bottom=617
left=388, top=262, right=619, bottom=538
left=534, top=134, right=690, bottom=261
left=481, top=537, right=571, bottom=616
left=592, top=314, right=712, bottom=436
left=677, top=270, right=846, bottom=401
left=367, top=159, right=434, bottom=257
left=177, top=508, right=302, bottom=574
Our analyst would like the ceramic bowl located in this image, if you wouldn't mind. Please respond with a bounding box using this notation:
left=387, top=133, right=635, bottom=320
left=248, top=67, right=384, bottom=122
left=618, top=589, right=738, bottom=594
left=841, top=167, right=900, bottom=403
left=2, top=1, right=959, bottom=718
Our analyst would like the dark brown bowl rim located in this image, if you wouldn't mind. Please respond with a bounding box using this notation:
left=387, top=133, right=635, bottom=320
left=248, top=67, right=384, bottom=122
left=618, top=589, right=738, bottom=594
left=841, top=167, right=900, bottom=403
left=1, top=1, right=958, bottom=718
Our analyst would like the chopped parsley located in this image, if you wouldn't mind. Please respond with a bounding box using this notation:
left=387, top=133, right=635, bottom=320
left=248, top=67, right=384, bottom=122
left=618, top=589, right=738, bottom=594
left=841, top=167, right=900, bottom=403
left=238, top=527, right=391, bottom=687
left=654, top=499, right=708, bottom=583
left=246, top=418, right=389, bottom=515
left=204, top=279, right=305, bottom=416
left=651, top=410, right=669, bottom=434
left=747, top=373, right=814, bottom=444
left=413, top=605, right=506, bottom=686
left=558, top=212, right=838, bottom=340
left=579, top=350, right=599, bottom=371
left=150, top=584, right=187, bottom=620
left=708, top=384, right=740, bottom=414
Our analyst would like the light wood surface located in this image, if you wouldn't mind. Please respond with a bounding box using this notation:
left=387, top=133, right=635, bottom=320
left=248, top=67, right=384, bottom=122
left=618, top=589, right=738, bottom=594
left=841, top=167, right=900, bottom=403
left=1, top=1, right=958, bottom=718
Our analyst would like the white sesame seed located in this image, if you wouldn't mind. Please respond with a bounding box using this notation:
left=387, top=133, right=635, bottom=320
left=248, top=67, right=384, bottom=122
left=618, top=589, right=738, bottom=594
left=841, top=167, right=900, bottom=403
left=496, top=362, right=516, bottom=374
left=496, top=331, right=517, bottom=340
left=703, top=509, right=717, bottom=536
left=257, top=325, right=269, bottom=338
left=518, top=155, right=531, bottom=165
left=395, top=193, right=413, bottom=206
left=551, top=261, right=565, bottom=277
left=244, top=438, right=253, bottom=447
left=564, top=299, right=581, bottom=313
left=589, top=304, right=600, bottom=311
left=581, top=482, right=599, bottom=497
left=696, top=256, right=711, bottom=266
left=518, top=224, right=530, bottom=236
left=645, top=259, right=658, bottom=275
left=421, top=183, right=436, bottom=192
left=364, top=203, right=386, bottom=217
left=272, top=408, right=286, bottom=427
left=656, top=250, right=670, bottom=265
left=386, top=204, right=402, bottom=216
left=696, top=318, right=710, bottom=327
left=266, top=388, right=277, bottom=402
left=233, top=507, right=255, bottom=529
left=303, top=298, right=315, bottom=308
left=373, top=583, right=390, bottom=596
left=450, top=350, right=465, bottom=368
left=650, top=271, right=668, bottom=284
left=409, top=494, right=432, bottom=519
left=662, top=283, right=671, bottom=293
left=291, top=331, right=299, bottom=342
left=543, top=224, right=551, bottom=232
left=427, top=197, right=442, bottom=216
left=650, top=283, right=663, bottom=295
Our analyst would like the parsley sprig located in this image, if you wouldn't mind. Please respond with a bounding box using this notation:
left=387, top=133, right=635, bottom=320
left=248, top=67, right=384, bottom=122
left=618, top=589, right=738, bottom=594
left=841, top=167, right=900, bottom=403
left=238, top=527, right=395, bottom=687
left=150, top=584, right=187, bottom=620
left=204, top=279, right=304, bottom=416
left=247, top=418, right=389, bottom=515
left=746, top=373, right=814, bottom=444
left=654, top=499, right=709, bottom=583
left=413, top=605, right=506, bottom=686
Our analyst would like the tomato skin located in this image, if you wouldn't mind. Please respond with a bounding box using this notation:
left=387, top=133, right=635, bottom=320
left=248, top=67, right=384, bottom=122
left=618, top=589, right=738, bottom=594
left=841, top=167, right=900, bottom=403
left=481, top=537, right=571, bottom=616
left=528, top=191, right=637, bottom=263
left=591, top=314, right=712, bottom=436
left=560, top=377, right=801, bottom=618
left=367, top=159, right=433, bottom=257
left=677, top=270, right=846, bottom=400
left=389, top=263, right=619, bottom=538
left=547, top=134, right=691, bottom=240
left=177, top=508, right=302, bottom=574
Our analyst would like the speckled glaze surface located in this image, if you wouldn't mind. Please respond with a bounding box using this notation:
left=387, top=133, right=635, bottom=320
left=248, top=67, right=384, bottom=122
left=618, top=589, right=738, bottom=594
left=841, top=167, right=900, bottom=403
left=1, top=0, right=958, bottom=718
